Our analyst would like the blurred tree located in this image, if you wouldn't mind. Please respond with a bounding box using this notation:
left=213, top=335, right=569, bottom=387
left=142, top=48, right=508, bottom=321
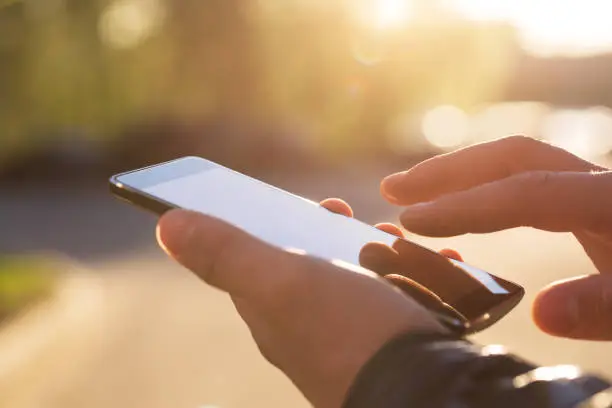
left=0, top=0, right=522, bottom=171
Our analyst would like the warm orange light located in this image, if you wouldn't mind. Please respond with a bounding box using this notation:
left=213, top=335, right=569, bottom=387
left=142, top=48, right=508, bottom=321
left=542, top=108, right=612, bottom=159
left=421, top=105, right=471, bottom=149
left=352, top=0, right=413, bottom=30
left=445, top=0, right=612, bottom=57
left=99, top=0, right=166, bottom=50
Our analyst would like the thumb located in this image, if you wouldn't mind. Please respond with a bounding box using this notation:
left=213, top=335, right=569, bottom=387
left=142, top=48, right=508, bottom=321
left=157, top=209, right=304, bottom=302
left=533, top=274, right=612, bottom=341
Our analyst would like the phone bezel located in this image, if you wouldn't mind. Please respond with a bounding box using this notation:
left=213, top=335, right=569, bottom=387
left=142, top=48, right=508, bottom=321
left=109, top=157, right=525, bottom=335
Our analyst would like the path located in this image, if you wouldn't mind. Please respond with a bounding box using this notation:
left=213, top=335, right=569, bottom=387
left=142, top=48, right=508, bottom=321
left=1, top=168, right=610, bottom=407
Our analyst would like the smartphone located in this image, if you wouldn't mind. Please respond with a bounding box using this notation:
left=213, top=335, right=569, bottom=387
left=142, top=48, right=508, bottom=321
left=110, top=156, right=524, bottom=335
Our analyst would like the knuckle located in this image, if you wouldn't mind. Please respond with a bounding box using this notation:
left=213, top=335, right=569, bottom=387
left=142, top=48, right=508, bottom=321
left=584, top=173, right=612, bottom=230
left=510, top=171, right=557, bottom=201
left=520, top=170, right=556, bottom=188
left=496, top=135, right=571, bottom=176
left=500, top=135, right=540, bottom=153
left=505, top=171, right=557, bottom=225
left=497, top=136, right=543, bottom=173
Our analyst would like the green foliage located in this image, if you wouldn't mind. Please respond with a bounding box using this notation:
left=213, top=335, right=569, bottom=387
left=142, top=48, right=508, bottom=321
left=0, top=0, right=19, bottom=9
left=0, top=257, right=56, bottom=320
left=0, top=0, right=517, bottom=164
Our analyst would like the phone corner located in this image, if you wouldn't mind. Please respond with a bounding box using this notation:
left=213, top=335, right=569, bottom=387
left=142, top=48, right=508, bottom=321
left=178, top=155, right=202, bottom=163
left=108, top=174, right=123, bottom=189
left=515, top=285, right=526, bottom=302
left=107, top=176, right=126, bottom=197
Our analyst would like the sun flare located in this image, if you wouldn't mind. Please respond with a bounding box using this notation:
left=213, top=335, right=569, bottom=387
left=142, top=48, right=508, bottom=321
left=445, top=0, right=612, bottom=56
left=353, top=0, right=413, bottom=30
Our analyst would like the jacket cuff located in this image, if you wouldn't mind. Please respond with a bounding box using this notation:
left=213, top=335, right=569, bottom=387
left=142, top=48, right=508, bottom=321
left=342, top=331, right=610, bottom=408
left=342, top=331, right=471, bottom=408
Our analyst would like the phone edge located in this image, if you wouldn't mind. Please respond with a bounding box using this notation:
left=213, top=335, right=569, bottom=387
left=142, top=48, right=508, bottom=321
left=109, top=175, right=177, bottom=216
left=108, top=157, right=526, bottom=333
left=463, top=286, right=525, bottom=334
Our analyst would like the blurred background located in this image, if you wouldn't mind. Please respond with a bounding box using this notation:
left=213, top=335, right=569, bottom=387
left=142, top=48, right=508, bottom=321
left=1, top=0, right=611, bottom=407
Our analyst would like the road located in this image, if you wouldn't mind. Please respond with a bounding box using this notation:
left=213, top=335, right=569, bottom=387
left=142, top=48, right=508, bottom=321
left=0, top=167, right=610, bottom=408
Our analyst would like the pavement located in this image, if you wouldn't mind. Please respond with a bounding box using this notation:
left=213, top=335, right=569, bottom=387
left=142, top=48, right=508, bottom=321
left=0, top=167, right=611, bottom=408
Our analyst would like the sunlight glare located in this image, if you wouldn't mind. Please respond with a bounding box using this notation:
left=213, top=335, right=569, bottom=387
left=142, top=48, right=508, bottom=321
left=422, top=105, right=471, bottom=149
left=471, top=102, right=550, bottom=142
left=353, top=0, right=413, bottom=30
left=482, top=344, right=507, bottom=356
left=99, top=0, right=166, bottom=50
left=542, top=108, right=612, bottom=159
left=332, top=259, right=378, bottom=278
left=442, top=0, right=513, bottom=22
left=514, top=365, right=580, bottom=389
left=516, top=2, right=612, bottom=57
left=445, top=0, right=612, bottom=57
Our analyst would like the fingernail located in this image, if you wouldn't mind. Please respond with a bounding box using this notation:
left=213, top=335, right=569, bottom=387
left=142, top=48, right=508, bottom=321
left=158, top=210, right=198, bottom=254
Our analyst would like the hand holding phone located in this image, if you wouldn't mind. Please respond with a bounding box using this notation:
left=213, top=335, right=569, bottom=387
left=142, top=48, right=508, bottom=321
left=156, top=208, right=447, bottom=408
left=110, top=156, right=524, bottom=334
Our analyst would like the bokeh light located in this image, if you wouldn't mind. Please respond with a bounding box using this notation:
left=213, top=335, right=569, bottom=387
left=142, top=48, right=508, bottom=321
left=421, top=105, right=471, bottom=149
left=442, top=0, right=512, bottom=22
left=471, top=102, right=550, bottom=142
left=351, top=39, right=386, bottom=66
left=352, top=0, right=413, bottom=30
left=445, top=0, right=612, bottom=57
left=99, top=0, right=166, bottom=50
left=542, top=107, right=612, bottom=159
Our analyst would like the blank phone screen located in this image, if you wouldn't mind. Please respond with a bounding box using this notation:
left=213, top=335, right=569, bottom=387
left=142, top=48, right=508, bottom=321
left=117, top=157, right=519, bottom=320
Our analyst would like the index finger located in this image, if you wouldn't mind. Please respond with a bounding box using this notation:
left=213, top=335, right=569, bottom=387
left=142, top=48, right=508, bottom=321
left=381, top=136, right=605, bottom=206
left=399, top=171, right=612, bottom=237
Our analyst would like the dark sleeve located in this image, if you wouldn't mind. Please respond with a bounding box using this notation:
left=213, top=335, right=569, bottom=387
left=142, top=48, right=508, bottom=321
left=343, top=332, right=611, bottom=408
